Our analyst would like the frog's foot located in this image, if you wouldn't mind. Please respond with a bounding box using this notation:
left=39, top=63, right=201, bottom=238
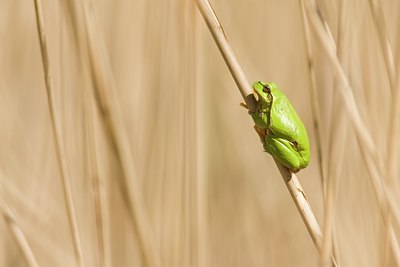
left=253, top=126, right=267, bottom=144
left=240, top=102, right=249, bottom=110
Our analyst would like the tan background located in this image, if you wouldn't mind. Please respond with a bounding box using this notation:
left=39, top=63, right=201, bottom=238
left=0, top=0, right=400, bottom=266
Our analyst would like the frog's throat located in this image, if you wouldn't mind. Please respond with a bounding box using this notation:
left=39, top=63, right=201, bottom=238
left=264, top=96, right=273, bottom=129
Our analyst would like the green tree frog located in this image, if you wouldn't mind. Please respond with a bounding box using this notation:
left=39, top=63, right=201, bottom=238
left=247, top=81, right=310, bottom=172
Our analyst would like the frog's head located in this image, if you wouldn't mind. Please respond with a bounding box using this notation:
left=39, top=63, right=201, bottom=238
left=252, top=81, right=274, bottom=109
left=250, top=81, right=275, bottom=129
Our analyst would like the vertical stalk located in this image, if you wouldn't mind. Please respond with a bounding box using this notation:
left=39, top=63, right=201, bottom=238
left=32, top=1, right=84, bottom=266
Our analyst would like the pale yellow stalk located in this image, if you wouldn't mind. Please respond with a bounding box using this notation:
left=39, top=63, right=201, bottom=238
left=32, top=1, right=84, bottom=266
left=0, top=180, right=40, bottom=267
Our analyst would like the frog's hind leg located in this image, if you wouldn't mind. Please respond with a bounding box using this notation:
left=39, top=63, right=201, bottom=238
left=264, top=135, right=302, bottom=171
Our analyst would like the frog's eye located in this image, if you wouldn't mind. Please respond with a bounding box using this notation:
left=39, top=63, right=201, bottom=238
left=262, top=84, right=271, bottom=93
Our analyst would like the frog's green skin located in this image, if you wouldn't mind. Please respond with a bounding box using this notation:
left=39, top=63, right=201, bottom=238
left=250, top=81, right=310, bottom=171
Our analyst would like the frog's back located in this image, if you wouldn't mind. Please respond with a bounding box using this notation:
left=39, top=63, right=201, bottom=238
left=268, top=83, right=310, bottom=167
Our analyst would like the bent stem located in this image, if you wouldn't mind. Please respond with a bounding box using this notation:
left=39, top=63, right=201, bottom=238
left=196, top=0, right=337, bottom=265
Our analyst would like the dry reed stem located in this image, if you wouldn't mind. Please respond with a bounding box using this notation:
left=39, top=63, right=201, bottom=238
left=32, top=1, right=84, bottom=266
left=368, top=0, right=395, bottom=91
left=298, top=1, right=338, bottom=264
left=196, top=1, right=337, bottom=265
left=195, top=0, right=257, bottom=112
left=299, top=0, right=325, bottom=194
left=306, top=1, right=400, bottom=228
left=84, top=86, right=107, bottom=267
left=302, top=0, right=347, bottom=264
left=319, top=84, right=348, bottom=266
left=0, top=180, right=40, bottom=267
left=383, top=216, right=400, bottom=265
left=368, top=0, right=399, bottom=264
left=306, top=58, right=325, bottom=191
left=302, top=2, right=400, bottom=261
left=62, top=0, right=158, bottom=263
left=182, top=3, right=200, bottom=265
left=194, top=9, right=209, bottom=267
left=382, top=40, right=400, bottom=266
left=79, top=1, right=159, bottom=266
left=275, top=162, right=338, bottom=266
left=320, top=108, right=346, bottom=267
left=303, top=0, right=375, bottom=155
left=1, top=179, right=76, bottom=266
left=320, top=1, right=348, bottom=265
left=386, top=48, right=400, bottom=267
left=273, top=163, right=318, bottom=246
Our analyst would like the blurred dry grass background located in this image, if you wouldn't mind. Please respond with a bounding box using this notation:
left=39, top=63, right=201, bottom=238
left=0, top=0, right=400, bottom=266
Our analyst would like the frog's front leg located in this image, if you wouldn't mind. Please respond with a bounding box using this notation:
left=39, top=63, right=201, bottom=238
left=264, top=134, right=303, bottom=171
left=253, top=126, right=267, bottom=145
